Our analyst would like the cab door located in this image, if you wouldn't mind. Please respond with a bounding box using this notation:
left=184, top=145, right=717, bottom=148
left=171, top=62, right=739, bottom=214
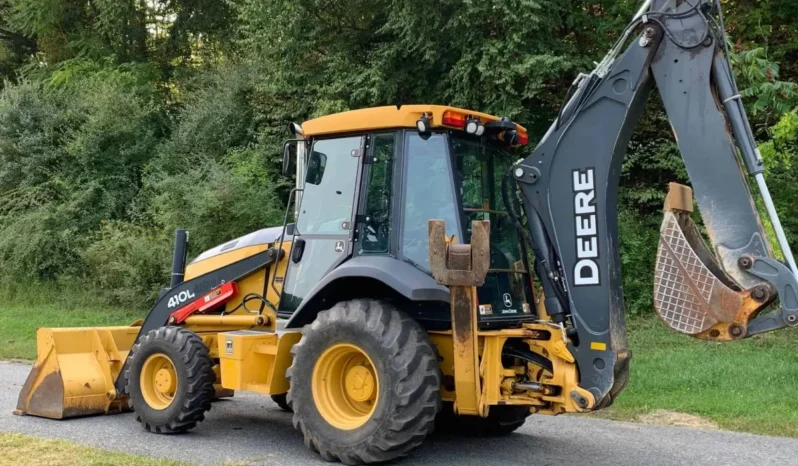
left=279, top=136, right=364, bottom=313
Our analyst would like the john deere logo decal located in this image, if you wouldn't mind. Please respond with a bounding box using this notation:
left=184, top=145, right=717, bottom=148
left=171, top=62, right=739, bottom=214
left=572, top=168, right=600, bottom=286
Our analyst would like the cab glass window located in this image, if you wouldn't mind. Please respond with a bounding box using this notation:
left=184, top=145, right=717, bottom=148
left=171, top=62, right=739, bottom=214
left=298, top=137, right=361, bottom=235
left=360, top=133, right=395, bottom=253
left=402, top=132, right=459, bottom=270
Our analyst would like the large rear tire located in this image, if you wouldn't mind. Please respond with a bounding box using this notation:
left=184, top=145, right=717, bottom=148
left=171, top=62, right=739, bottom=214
left=436, top=402, right=530, bottom=436
left=126, top=327, right=215, bottom=434
left=271, top=393, right=292, bottom=412
left=287, top=299, right=441, bottom=464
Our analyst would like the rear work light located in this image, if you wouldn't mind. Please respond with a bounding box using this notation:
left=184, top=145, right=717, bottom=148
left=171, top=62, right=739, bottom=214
left=465, top=117, right=485, bottom=136
left=442, top=110, right=467, bottom=128
left=416, top=114, right=432, bottom=134
left=517, top=129, right=529, bottom=145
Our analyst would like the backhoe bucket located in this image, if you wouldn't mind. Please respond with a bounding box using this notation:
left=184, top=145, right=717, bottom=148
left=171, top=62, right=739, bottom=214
left=653, top=183, right=763, bottom=340
left=15, top=326, right=139, bottom=419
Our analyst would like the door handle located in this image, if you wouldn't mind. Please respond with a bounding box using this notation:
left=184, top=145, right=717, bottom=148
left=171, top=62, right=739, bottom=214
left=292, top=238, right=306, bottom=263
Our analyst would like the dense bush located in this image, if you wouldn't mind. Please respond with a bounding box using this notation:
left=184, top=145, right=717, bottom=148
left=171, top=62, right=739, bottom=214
left=83, top=223, right=172, bottom=306
left=0, top=68, right=162, bottom=286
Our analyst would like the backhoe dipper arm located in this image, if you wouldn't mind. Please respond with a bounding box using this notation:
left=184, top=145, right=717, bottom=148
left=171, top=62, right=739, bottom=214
left=512, top=0, right=798, bottom=408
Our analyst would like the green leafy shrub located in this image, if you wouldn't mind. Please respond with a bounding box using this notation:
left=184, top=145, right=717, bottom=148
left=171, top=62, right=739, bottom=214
left=83, top=222, right=172, bottom=307
left=618, top=208, right=660, bottom=316
left=148, top=150, right=285, bottom=255
left=0, top=64, right=162, bottom=284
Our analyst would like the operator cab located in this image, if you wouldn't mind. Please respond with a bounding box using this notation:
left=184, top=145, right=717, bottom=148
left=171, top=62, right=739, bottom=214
left=281, top=105, right=535, bottom=327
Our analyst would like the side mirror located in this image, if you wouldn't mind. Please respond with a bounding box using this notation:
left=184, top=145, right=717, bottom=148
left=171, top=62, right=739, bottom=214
left=282, top=141, right=297, bottom=177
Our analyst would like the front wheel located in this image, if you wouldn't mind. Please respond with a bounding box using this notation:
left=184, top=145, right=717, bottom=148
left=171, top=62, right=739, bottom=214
left=126, top=327, right=215, bottom=434
left=287, top=299, right=442, bottom=464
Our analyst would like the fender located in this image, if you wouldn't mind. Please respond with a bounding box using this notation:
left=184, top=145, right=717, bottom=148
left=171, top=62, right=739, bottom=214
left=285, top=255, right=450, bottom=328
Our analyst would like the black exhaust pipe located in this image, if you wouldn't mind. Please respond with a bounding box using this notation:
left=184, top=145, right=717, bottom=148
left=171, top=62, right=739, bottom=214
left=170, top=229, right=189, bottom=288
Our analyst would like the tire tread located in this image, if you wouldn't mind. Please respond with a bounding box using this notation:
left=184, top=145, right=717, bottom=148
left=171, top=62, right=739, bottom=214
left=126, top=327, right=215, bottom=434
left=288, top=299, right=441, bottom=464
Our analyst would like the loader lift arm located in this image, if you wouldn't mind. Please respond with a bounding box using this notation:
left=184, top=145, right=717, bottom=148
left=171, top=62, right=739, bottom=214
left=512, top=0, right=798, bottom=409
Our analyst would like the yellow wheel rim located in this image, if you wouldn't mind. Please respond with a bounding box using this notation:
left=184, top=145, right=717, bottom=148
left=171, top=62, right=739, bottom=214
left=312, top=343, right=379, bottom=430
left=140, top=354, right=178, bottom=410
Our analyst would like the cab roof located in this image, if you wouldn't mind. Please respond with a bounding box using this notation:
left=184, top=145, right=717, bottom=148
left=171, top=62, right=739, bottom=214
left=301, top=105, right=527, bottom=139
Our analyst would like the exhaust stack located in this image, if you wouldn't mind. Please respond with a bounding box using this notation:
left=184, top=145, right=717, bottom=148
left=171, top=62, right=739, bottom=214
left=170, top=229, right=189, bottom=288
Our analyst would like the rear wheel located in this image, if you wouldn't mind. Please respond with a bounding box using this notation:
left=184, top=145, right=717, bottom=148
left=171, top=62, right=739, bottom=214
left=436, top=403, right=530, bottom=436
left=288, top=299, right=441, bottom=464
left=126, top=327, right=215, bottom=434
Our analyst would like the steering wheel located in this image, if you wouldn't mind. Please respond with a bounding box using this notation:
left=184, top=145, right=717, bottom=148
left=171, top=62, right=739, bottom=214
left=362, top=216, right=390, bottom=245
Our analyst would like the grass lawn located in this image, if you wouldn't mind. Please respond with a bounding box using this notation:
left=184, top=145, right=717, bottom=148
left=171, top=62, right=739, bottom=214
left=597, top=317, right=798, bottom=437
left=0, top=432, right=186, bottom=466
left=1, top=293, right=797, bottom=438
left=0, top=296, right=142, bottom=360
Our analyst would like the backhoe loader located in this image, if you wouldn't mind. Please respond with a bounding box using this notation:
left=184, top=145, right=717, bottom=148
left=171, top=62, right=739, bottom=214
left=15, top=0, right=798, bottom=463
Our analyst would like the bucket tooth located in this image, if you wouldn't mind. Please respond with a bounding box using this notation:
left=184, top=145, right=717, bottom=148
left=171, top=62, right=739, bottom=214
left=15, top=326, right=138, bottom=419
left=654, top=183, right=767, bottom=340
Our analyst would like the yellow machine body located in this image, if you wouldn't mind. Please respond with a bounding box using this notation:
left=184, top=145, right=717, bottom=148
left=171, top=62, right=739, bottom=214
left=184, top=240, right=292, bottom=311
left=428, top=325, right=589, bottom=416
left=16, top=105, right=581, bottom=427
left=216, top=330, right=302, bottom=395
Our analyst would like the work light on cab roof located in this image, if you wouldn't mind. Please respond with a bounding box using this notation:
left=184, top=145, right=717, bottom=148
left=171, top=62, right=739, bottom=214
left=292, top=104, right=528, bottom=148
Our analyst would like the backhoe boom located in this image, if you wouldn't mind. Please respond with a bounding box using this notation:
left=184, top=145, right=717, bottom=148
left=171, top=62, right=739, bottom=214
left=512, top=0, right=798, bottom=408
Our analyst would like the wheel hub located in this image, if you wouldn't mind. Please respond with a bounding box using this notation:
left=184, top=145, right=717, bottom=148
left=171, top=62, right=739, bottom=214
left=155, top=368, right=176, bottom=394
left=312, top=343, right=380, bottom=430
left=140, top=354, right=178, bottom=410
left=345, top=365, right=375, bottom=402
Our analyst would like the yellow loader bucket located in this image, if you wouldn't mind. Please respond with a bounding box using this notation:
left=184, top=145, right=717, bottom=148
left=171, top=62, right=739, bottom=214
left=15, top=326, right=139, bottom=419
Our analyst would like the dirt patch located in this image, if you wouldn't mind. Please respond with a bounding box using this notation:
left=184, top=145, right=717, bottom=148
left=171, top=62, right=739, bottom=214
left=638, top=409, right=719, bottom=430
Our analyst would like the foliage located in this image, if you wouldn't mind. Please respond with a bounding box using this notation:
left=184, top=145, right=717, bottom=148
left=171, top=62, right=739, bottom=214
left=148, top=153, right=285, bottom=255
left=83, top=222, right=172, bottom=306
left=0, top=66, right=161, bottom=283
left=235, top=0, right=588, bottom=134
left=733, top=48, right=798, bottom=121
left=0, top=0, right=796, bottom=315
left=759, top=110, right=798, bottom=249
left=618, top=208, right=660, bottom=316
